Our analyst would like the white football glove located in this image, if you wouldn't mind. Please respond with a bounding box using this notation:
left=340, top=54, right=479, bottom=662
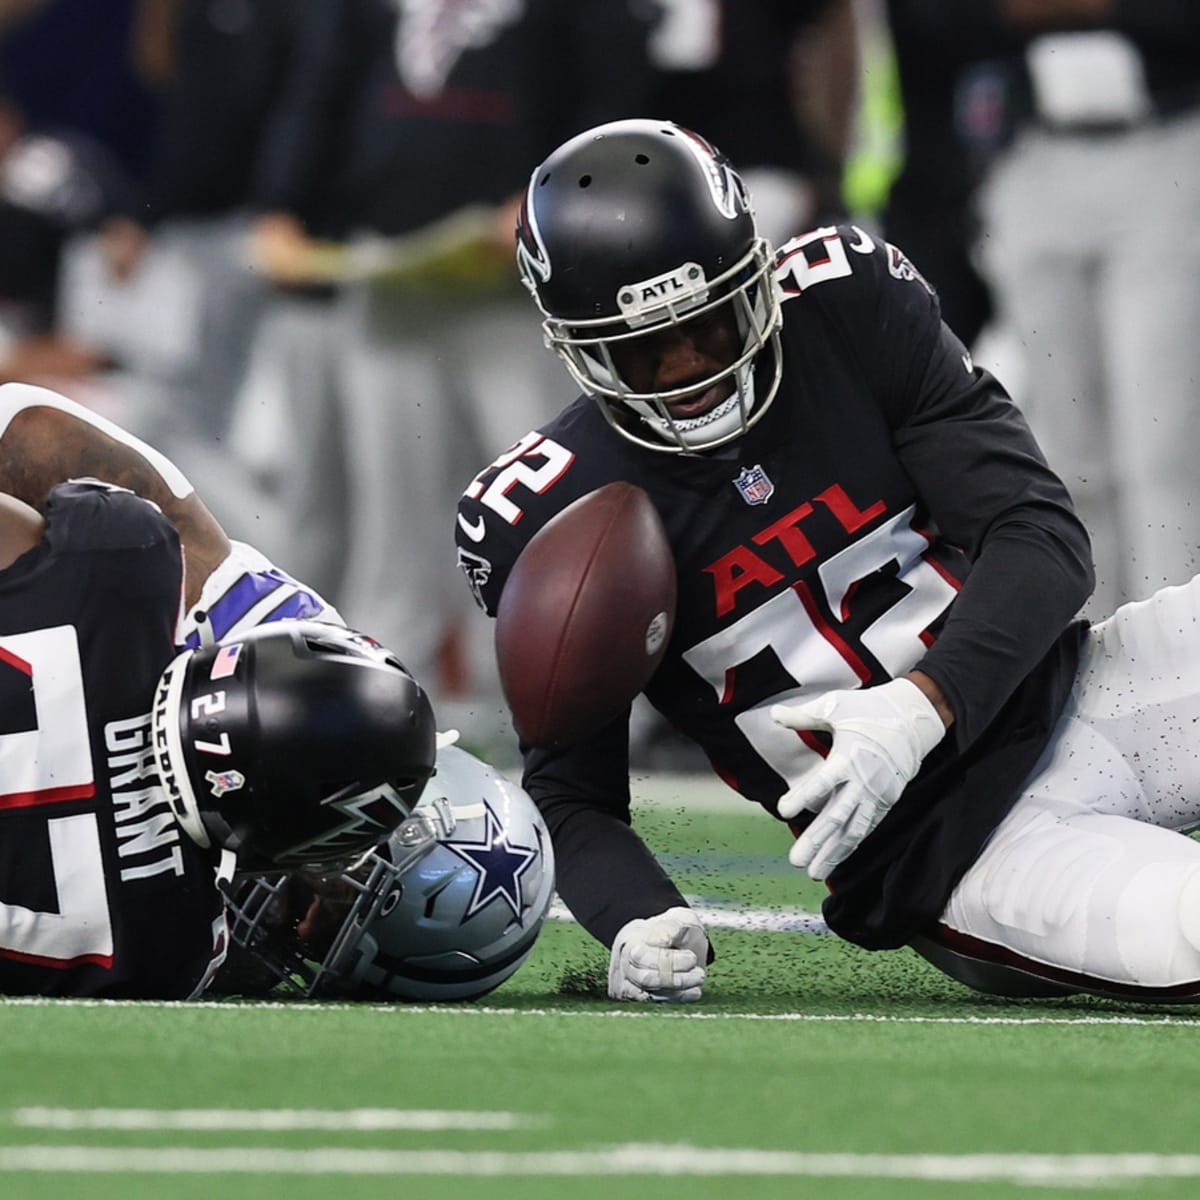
left=607, top=906, right=708, bottom=1003
left=770, top=678, right=947, bottom=881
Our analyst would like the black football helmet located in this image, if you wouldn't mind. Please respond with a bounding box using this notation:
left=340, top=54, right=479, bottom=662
left=516, top=118, right=783, bottom=453
left=151, top=622, right=436, bottom=873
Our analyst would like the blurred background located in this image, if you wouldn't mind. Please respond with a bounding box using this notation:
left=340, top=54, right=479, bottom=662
left=1, top=0, right=1196, bottom=764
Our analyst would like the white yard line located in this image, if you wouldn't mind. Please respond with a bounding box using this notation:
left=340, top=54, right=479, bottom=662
left=1, top=1143, right=1199, bottom=1185
left=547, top=897, right=830, bottom=933
left=11, top=1107, right=533, bottom=1132
left=1, top=994, right=1198, bottom=1026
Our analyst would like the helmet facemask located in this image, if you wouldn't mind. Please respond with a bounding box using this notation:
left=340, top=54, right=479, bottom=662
left=305, top=796, right=455, bottom=995
left=218, top=798, right=453, bottom=997
left=534, top=235, right=782, bottom=454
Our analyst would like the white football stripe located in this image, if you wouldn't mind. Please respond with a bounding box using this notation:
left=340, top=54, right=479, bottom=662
left=547, top=897, right=830, bottom=933
left=3, top=996, right=1200, bottom=1026
left=1, top=1144, right=1199, bottom=1184
left=12, top=1107, right=532, bottom=1132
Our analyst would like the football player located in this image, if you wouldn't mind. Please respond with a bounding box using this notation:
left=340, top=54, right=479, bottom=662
left=0, top=383, right=436, bottom=999
left=456, top=119, right=1200, bottom=1005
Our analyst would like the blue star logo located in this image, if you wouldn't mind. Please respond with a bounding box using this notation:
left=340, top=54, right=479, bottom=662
left=444, top=799, right=538, bottom=921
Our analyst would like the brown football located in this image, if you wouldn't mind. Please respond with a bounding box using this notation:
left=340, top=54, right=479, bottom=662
left=495, top=481, right=676, bottom=748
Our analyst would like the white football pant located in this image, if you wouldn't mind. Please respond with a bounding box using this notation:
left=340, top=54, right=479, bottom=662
left=925, top=574, right=1200, bottom=999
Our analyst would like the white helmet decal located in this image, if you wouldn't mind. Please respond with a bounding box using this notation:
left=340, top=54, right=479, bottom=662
left=678, top=127, right=751, bottom=221
left=516, top=179, right=551, bottom=285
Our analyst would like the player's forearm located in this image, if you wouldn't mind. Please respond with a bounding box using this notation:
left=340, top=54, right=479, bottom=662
left=536, top=795, right=688, bottom=949
left=0, top=384, right=230, bottom=607
left=905, top=670, right=955, bottom=730
left=918, top=517, right=1093, bottom=749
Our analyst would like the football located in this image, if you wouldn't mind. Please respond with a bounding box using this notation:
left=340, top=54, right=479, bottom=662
left=495, top=481, right=676, bottom=748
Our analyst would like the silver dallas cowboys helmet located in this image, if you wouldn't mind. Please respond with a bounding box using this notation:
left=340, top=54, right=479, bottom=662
left=223, top=744, right=555, bottom=1001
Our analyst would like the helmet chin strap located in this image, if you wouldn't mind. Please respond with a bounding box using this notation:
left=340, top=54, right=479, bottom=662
left=216, top=848, right=238, bottom=889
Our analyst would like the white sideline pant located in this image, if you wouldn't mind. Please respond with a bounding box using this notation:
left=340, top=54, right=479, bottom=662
left=977, top=107, right=1200, bottom=618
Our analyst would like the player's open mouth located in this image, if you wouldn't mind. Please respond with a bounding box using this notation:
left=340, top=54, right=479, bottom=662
left=666, top=380, right=734, bottom=419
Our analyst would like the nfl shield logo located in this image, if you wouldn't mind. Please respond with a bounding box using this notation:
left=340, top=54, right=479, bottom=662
left=733, top=465, right=775, bottom=506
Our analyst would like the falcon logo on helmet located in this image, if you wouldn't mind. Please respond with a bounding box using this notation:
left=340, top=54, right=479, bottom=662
left=515, top=187, right=551, bottom=284
left=678, top=126, right=752, bottom=221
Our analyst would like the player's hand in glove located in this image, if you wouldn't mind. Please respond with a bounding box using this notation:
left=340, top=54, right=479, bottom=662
left=608, top=906, right=709, bottom=1003
left=770, top=676, right=949, bottom=881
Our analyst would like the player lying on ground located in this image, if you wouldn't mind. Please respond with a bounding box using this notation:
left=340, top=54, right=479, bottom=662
left=0, top=383, right=436, bottom=999
left=457, top=119, right=1200, bottom=1005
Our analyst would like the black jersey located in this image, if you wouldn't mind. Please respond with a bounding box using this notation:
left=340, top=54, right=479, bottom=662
left=0, top=482, right=226, bottom=997
left=456, top=225, right=1092, bottom=951
left=256, top=0, right=656, bottom=240
left=645, top=0, right=837, bottom=180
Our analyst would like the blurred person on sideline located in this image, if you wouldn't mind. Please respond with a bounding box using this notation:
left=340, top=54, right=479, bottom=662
left=886, top=2, right=1200, bottom=615
left=0, top=0, right=162, bottom=387
left=880, top=0, right=1001, bottom=348
left=0, top=87, right=128, bottom=387
left=233, top=0, right=659, bottom=734
left=60, top=0, right=312, bottom=559
left=641, top=0, right=859, bottom=243
left=0, top=0, right=159, bottom=182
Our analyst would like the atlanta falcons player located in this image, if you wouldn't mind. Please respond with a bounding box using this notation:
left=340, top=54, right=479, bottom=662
left=456, top=118, right=1200, bottom=1005
left=0, top=383, right=436, bottom=998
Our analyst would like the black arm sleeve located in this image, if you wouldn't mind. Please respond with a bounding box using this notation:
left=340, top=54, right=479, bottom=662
left=872, top=273, right=1094, bottom=748
left=522, top=711, right=689, bottom=948
left=247, top=0, right=361, bottom=225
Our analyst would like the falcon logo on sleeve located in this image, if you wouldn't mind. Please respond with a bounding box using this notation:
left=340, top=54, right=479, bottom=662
left=885, top=242, right=934, bottom=294
left=456, top=548, right=493, bottom=611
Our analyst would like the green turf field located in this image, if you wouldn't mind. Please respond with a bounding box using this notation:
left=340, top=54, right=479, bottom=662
left=3, top=772, right=1199, bottom=1199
